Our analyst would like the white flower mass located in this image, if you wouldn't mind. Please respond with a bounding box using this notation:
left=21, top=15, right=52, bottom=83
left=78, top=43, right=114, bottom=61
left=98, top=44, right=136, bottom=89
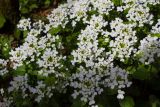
left=0, top=0, right=160, bottom=106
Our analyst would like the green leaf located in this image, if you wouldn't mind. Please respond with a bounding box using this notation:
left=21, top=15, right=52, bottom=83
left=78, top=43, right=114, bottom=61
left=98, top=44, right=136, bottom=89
left=45, top=77, right=56, bottom=85
left=20, top=7, right=29, bottom=14
left=120, top=96, right=135, bottom=107
left=149, top=95, right=160, bottom=107
left=44, top=0, right=51, bottom=6
left=14, top=65, right=26, bottom=76
left=2, top=43, right=10, bottom=58
left=23, top=30, right=29, bottom=38
left=0, top=14, right=6, bottom=28
left=0, top=35, right=13, bottom=58
left=151, top=33, right=160, bottom=38
left=29, top=4, right=38, bottom=11
left=49, top=26, right=61, bottom=35
left=133, top=65, right=150, bottom=80
left=97, top=104, right=104, bottom=107
left=105, top=88, right=117, bottom=95
left=71, top=99, right=86, bottom=107
left=39, top=98, right=59, bottom=107
left=112, top=0, right=122, bottom=6
left=14, top=28, right=21, bottom=39
left=123, top=8, right=130, bottom=15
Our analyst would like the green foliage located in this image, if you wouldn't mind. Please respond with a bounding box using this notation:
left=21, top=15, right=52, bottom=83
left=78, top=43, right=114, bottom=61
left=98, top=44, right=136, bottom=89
left=119, top=96, right=135, bottom=107
left=0, top=35, right=13, bottom=58
left=149, top=95, right=160, bottom=107
left=49, top=26, right=62, bottom=35
left=19, top=0, right=53, bottom=14
left=14, top=65, right=26, bottom=76
left=112, top=0, right=122, bottom=6
left=0, top=14, right=6, bottom=28
left=14, top=28, right=21, bottom=39
left=71, top=99, right=87, bottom=107
left=133, top=65, right=151, bottom=80
left=151, top=33, right=160, bottom=38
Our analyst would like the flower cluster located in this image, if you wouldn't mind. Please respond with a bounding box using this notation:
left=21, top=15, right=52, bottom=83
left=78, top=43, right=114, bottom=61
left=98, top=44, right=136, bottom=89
left=136, top=20, right=160, bottom=64
left=136, top=36, right=160, bottom=64
left=151, top=19, right=160, bottom=34
left=126, top=3, right=153, bottom=27
left=90, top=0, right=114, bottom=15
left=107, top=18, right=137, bottom=62
left=7, top=74, right=55, bottom=103
left=17, top=18, right=31, bottom=30
left=0, top=0, right=160, bottom=106
left=68, top=66, right=131, bottom=106
left=0, top=59, right=8, bottom=76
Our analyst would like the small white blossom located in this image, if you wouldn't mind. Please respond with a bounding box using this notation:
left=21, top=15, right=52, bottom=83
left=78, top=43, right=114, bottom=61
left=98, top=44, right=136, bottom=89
left=136, top=35, right=160, bottom=64
left=0, top=59, right=8, bottom=76
left=117, top=90, right=125, bottom=99
left=17, top=18, right=31, bottom=30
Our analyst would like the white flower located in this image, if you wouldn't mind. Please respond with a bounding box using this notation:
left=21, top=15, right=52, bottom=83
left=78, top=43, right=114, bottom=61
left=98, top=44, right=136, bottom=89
left=0, top=88, right=4, bottom=95
left=117, top=90, right=125, bottom=99
left=91, top=0, right=114, bottom=15
left=126, top=3, right=153, bottom=27
left=2, top=0, right=160, bottom=106
left=89, top=100, right=95, bottom=105
left=107, top=18, right=137, bottom=61
left=151, top=19, right=160, bottom=34
left=136, top=35, right=160, bottom=64
left=117, top=6, right=124, bottom=12
left=47, top=4, right=69, bottom=28
left=17, top=18, right=31, bottom=30
left=0, top=59, right=8, bottom=76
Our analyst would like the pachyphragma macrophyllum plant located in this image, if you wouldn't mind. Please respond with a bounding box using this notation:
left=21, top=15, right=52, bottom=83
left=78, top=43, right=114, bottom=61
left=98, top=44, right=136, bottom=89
left=1, top=0, right=160, bottom=106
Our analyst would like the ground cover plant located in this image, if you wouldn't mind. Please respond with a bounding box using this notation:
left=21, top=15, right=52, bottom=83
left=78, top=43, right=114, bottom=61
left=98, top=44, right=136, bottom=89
left=1, top=0, right=160, bottom=107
